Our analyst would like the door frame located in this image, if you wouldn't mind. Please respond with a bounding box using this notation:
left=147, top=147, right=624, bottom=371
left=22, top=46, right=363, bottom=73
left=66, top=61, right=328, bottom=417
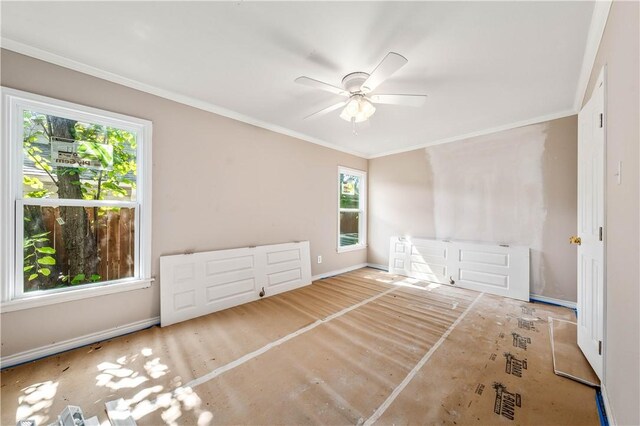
left=577, top=65, right=608, bottom=380
left=600, top=65, right=608, bottom=383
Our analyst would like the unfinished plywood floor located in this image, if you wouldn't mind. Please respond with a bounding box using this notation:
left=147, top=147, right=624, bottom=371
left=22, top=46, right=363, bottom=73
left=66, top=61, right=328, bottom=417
left=1, top=268, right=599, bottom=425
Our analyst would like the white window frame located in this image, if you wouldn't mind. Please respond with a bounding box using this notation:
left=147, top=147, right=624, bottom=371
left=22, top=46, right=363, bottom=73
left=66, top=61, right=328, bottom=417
left=1, top=87, right=153, bottom=312
left=337, top=166, right=367, bottom=253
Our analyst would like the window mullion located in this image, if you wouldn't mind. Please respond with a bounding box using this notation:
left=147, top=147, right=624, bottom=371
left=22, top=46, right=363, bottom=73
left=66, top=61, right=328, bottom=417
left=20, top=198, right=137, bottom=209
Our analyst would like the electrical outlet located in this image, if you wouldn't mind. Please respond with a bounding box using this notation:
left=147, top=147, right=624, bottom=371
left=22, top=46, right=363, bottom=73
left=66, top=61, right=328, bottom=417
left=317, top=255, right=322, bottom=264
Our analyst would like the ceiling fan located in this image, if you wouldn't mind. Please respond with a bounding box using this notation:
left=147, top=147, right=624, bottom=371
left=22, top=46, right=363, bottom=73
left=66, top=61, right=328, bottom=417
left=295, top=52, right=427, bottom=124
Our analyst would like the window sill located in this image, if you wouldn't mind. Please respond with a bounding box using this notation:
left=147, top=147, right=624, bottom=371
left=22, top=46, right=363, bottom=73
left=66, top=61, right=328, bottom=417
left=337, top=244, right=367, bottom=254
left=1, top=278, right=154, bottom=313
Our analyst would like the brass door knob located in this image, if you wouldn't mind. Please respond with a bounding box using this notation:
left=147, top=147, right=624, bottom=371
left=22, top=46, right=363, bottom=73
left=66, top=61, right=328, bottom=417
left=569, top=236, right=582, bottom=245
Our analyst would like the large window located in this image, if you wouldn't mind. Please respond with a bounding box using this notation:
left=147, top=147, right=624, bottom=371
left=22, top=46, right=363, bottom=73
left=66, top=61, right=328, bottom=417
left=1, top=88, right=152, bottom=310
left=338, top=166, right=366, bottom=252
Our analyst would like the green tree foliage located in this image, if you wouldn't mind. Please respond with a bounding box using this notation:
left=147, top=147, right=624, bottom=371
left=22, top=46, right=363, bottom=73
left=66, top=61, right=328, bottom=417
left=23, top=231, right=56, bottom=290
left=22, top=110, right=137, bottom=291
left=339, top=173, right=360, bottom=209
left=23, top=111, right=137, bottom=201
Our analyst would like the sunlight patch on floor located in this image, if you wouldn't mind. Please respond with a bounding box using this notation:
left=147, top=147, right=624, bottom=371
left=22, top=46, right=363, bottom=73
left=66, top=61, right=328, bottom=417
left=144, top=357, right=169, bottom=379
left=363, top=271, right=400, bottom=284
left=91, top=348, right=213, bottom=425
left=96, top=360, right=148, bottom=390
left=16, top=380, right=58, bottom=425
left=128, top=386, right=213, bottom=426
left=391, top=278, right=441, bottom=291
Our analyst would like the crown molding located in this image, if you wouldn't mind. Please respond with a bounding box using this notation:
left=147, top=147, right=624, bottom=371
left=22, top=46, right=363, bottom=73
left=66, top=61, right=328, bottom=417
left=1, top=38, right=369, bottom=159
left=573, top=0, right=612, bottom=110
left=368, top=109, right=577, bottom=159
left=2, top=37, right=585, bottom=161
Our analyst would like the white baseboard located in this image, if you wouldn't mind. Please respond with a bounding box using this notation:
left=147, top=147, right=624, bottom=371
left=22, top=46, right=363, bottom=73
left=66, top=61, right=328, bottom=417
left=0, top=316, right=160, bottom=369
left=364, top=266, right=578, bottom=309
left=600, top=383, right=616, bottom=425
left=529, top=294, right=576, bottom=309
left=312, top=263, right=368, bottom=281
left=366, top=263, right=389, bottom=271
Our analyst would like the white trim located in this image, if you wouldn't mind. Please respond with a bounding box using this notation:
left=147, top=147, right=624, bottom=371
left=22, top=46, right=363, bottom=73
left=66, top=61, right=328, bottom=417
left=364, top=292, right=484, bottom=426
left=1, top=38, right=368, bottom=159
left=1, top=86, right=151, bottom=130
left=0, top=315, right=160, bottom=369
left=1, top=39, right=588, bottom=161
left=1, top=278, right=153, bottom=313
left=368, top=110, right=577, bottom=158
left=338, top=166, right=367, bottom=252
left=0, top=87, right=16, bottom=314
left=311, top=263, right=368, bottom=281
left=600, top=383, right=616, bottom=426
left=530, top=294, right=577, bottom=309
left=597, top=64, right=609, bottom=391
left=367, top=263, right=389, bottom=271
left=573, top=1, right=612, bottom=111
left=1, top=87, right=152, bottom=305
left=336, top=244, right=367, bottom=254
left=373, top=262, right=577, bottom=308
left=139, top=101, right=153, bottom=285
left=19, top=198, right=137, bottom=208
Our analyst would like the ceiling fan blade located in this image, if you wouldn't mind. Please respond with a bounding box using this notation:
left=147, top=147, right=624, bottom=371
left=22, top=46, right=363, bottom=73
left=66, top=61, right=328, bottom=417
left=361, top=52, right=408, bottom=93
left=369, top=94, right=427, bottom=107
left=304, top=101, right=347, bottom=120
left=295, top=77, right=348, bottom=96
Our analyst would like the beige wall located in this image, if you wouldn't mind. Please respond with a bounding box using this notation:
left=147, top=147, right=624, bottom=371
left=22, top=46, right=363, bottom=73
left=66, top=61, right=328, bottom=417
left=0, top=49, right=367, bottom=357
left=368, top=116, right=578, bottom=301
left=2, top=9, right=638, bottom=423
left=582, top=2, right=640, bottom=424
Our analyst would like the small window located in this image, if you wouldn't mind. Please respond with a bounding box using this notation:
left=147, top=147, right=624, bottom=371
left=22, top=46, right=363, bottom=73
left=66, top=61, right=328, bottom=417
left=1, top=88, right=152, bottom=308
left=338, top=166, right=367, bottom=252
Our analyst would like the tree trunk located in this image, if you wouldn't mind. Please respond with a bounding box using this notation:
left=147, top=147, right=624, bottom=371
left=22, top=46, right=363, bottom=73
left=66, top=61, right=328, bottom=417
left=49, top=117, right=99, bottom=281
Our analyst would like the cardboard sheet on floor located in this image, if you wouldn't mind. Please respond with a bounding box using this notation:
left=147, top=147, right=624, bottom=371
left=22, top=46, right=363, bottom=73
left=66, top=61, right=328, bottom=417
left=129, top=281, right=477, bottom=425
left=0, top=270, right=399, bottom=425
left=0, top=269, right=600, bottom=426
left=550, top=317, right=600, bottom=387
left=376, top=294, right=600, bottom=425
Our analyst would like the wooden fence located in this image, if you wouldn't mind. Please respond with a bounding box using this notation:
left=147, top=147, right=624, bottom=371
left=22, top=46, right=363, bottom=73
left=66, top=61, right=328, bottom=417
left=339, top=212, right=359, bottom=234
left=40, top=206, right=135, bottom=282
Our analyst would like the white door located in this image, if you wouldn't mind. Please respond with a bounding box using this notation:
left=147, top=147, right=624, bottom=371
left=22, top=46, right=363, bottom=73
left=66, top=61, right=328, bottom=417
left=389, top=237, right=530, bottom=301
left=160, top=241, right=312, bottom=327
left=575, top=68, right=605, bottom=379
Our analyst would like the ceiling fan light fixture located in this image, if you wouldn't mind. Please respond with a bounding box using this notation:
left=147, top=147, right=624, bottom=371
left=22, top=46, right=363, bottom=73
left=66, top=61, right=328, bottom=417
left=296, top=51, right=425, bottom=124
left=340, top=96, right=376, bottom=123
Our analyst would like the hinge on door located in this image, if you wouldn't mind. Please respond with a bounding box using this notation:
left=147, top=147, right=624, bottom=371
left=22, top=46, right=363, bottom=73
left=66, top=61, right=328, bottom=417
left=599, top=113, right=604, bottom=128
left=598, top=340, right=602, bottom=355
left=599, top=227, right=603, bottom=241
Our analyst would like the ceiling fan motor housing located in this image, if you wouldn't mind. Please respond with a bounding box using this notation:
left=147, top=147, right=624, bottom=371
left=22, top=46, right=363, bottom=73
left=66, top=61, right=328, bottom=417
left=342, top=72, right=370, bottom=93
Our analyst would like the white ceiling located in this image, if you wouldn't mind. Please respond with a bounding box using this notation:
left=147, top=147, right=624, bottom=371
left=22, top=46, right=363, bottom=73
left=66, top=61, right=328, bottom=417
left=1, top=1, right=596, bottom=158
